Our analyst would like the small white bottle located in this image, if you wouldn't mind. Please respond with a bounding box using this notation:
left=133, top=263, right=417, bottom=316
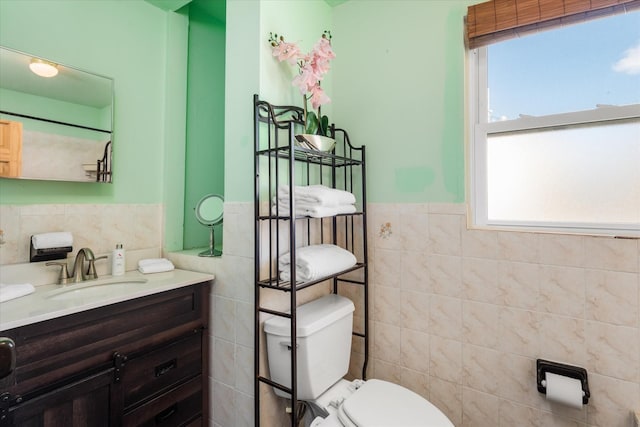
left=112, top=243, right=125, bottom=276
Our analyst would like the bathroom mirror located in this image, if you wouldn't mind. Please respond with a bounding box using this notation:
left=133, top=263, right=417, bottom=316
left=195, top=194, right=224, bottom=257
left=0, top=46, right=114, bottom=183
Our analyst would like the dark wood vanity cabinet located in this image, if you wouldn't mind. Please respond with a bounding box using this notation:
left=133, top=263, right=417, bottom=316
left=0, top=282, right=210, bottom=427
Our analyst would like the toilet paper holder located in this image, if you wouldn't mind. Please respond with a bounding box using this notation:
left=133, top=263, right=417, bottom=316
left=536, top=359, right=590, bottom=405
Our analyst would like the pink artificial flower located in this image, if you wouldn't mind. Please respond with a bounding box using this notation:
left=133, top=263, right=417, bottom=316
left=270, top=32, right=334, bottom=111
left=309, top=37, right=334, bottom=79
left=313, top=37, right=335, bottom=61
left=292, top=64, right=318, bottom=95
left=309, top=84, right=330, bottom=110
left=311, top=56, right=331, bottom=78
left=272, top=41, right=301, bottom=65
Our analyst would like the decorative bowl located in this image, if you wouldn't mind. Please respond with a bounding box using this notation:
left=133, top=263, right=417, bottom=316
left=295, top=134, right=336, bottom=152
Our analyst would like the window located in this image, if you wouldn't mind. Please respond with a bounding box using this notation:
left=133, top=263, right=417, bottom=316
left=469, top=10, right=640, bottom=236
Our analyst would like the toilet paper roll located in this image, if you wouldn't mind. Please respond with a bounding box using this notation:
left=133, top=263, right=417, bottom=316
left=545, top=372, right=583, bottom=408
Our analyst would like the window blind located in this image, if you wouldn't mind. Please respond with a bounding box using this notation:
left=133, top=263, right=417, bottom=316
left=466, top=0, right=640, bottom=48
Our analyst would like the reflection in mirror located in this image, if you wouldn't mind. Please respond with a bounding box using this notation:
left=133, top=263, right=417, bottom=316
left=0, top=46, right=114, bottom=183
left=195, top=194, right=223, bottom=257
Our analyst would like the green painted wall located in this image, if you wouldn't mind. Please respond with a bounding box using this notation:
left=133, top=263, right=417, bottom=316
left=224, top=0, right=332, bottom=203
left=224, top=0, right=473, bottom=204
left=161, top=8, right=190, bottom=252
left=183, top=0, right=226, bottom=250
left=223, top=0, right=260, bottom=203
left=0, top=0, right=187, bottom=206
left=332, top=0, right=474, bottom=203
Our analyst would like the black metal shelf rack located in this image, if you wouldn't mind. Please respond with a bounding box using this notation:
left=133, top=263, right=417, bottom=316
left=253, top=95, right=369, bottom=426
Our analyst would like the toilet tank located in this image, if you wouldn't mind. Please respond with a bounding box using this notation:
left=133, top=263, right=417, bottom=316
left=264, top=294, right=355, bottom=400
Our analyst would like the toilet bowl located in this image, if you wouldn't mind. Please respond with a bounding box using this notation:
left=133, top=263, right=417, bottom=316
left=308, top=379, right=454, bottom=427
left=264, top=294, right=454, bottom=427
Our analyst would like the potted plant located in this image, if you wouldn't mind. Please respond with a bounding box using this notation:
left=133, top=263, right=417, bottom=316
left=269, top=31, right=336, bottom=151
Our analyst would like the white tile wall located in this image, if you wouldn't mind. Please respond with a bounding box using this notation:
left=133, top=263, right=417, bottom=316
left=5, top=201, right=638, bottom=426
left=193, top=202, right=640, bottom=427
left=365, top=203, right=640, bottom=427
left=0, top=203, right=162, bottom=266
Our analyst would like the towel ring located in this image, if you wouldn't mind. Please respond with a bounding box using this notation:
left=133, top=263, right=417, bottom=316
left=195, top=194, right=224, bottom=257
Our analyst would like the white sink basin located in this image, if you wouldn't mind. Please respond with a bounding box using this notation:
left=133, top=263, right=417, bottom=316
left=45, top=278, right=148, bottom=301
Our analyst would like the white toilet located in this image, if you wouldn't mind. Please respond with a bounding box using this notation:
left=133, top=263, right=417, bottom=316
left=264, top=294, right=454, bottom=427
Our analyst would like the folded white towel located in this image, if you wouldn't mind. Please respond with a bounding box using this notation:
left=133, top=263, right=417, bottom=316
left=0, top=283, right=35, bottom=303
left=31, top=232, right=73, bottom=249
left=138, top=258, right=175, bottom=274
left=272, top=202, right=357, bottom=218
left=279, top=244, right=357, bottom=282
left=277, top=185, right=356, bottom=207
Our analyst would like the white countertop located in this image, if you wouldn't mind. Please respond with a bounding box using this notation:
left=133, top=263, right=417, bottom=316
left=0, top=269, right=214, bottom=331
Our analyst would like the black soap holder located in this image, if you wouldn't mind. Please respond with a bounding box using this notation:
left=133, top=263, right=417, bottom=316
left=536, top=359, right=590, bottom=405
left=29, top=239, right=72, bottom=262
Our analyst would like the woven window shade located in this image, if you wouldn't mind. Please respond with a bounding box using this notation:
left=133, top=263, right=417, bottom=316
left=466, top=0, right=640, bottom=48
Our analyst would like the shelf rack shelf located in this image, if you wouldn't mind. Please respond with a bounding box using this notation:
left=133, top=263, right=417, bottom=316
left=253, top=95, right=369, bottom=426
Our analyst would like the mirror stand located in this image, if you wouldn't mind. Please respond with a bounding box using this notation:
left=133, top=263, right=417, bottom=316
left=200, top=225, right=222, bottom=257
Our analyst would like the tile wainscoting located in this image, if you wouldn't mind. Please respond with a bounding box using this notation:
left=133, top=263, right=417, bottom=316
left=185, top=202, right=639, bottom=427
left=0, top=203, right=163, bottom=266
left=363, top=203, right=639, bottom=427
left=3, top=201, right=637, bottom=427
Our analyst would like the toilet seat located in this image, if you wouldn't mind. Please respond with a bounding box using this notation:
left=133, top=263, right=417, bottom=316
left=336, top=379, right=454, bottom=427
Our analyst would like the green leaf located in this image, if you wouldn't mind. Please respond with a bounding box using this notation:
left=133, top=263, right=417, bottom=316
left=305, top=112, right=319, bottom=135
left=319, top=115, right=329, bottom=136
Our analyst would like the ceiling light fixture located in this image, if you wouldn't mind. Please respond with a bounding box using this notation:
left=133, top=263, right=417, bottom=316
left=29, top=58, right=58, bottom=78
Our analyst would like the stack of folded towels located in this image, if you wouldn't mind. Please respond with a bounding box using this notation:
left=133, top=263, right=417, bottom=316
left=273, top=184, right=356, bottom=218
left=279, top=244, right=357, bottom=282
left=138, top=258, right=175, bottom=274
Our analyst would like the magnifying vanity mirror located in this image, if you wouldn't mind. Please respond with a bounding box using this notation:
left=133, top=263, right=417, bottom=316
left=195, top=194, right=224, bottom=257
left=0, top=46, right=114, bottom=183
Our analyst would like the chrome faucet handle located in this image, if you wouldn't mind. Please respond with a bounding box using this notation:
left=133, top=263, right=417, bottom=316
left=46, top=261, right=71, bottom=285
left=85, top=255, right=108, bottom=280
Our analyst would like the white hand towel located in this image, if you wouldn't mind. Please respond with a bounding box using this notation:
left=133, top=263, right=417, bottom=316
left=137, top=258, right=175, bottom=274
left=279, top=244, right=357, bottom=282
left=277, top=185, right=356, bottom=207
left=31, top=232, right=73, bottom=249
left=273, top=202, right=357, bottom=218
left=0, top=283, right=35, bottom=303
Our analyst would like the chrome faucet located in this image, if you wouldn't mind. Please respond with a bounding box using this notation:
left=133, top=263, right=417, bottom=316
left=72, top=247, right=96, bottom=282
left=47, top=247, right=107, bottom=284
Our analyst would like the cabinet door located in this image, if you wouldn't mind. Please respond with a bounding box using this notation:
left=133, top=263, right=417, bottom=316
left=6, top=370, right=119, bottom=427
left=0, top=120, right=22, bottom=178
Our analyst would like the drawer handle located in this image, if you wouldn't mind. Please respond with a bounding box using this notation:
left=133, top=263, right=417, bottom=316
left=0, top=338, right=16, bottom=380
left=155, top=403, right=177, bottom=424
left=154, top=358, right=177, bottom=377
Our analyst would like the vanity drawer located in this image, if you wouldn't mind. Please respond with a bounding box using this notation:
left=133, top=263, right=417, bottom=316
left=123, top=375, right=202, bottom=427
left=123, top=331, right=202, bottom=408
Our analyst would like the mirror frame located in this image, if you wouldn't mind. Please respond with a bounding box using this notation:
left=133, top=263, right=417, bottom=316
left=195, top=194, right=224, bottom=226
left=0, top=46, right=114, bottom=183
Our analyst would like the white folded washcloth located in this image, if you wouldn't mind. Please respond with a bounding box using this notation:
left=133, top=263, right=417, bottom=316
left=0, top=283, right=35, bottom=303
left=137, top=258, right=175, bottom=274
left=272, top=202, right=357, bottom=218
left=31, top=232, right=73, bottom=249
left=279, top=244, right=357, bottom=282
left=277, top=185, right=356, bottom=207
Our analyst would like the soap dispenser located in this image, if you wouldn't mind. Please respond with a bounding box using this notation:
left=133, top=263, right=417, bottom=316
left=112, top=243, right=125, bottom=276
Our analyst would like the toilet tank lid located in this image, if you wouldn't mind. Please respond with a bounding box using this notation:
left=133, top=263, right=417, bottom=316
left=264, top=294, right=355, bottom=338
